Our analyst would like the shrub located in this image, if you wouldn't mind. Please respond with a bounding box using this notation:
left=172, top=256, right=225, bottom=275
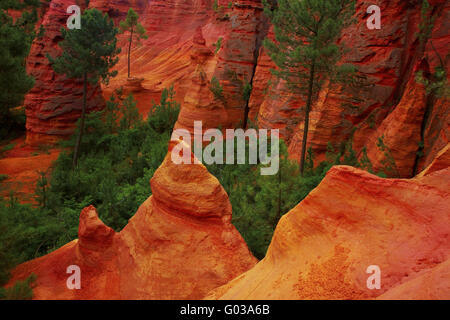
left=209, top=76, right=224, bottom=100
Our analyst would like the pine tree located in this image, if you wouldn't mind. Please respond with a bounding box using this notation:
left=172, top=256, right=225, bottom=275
left=119, top=8, right=148, bottom=78
left=48, top=9, right=121, bottom=168
left=263, top=0, right=356, bottom=174
left=120, top=94, right=141, bottom=130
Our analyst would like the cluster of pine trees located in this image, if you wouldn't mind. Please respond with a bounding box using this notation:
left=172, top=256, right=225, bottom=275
left=3, top=0, right=440, bottom=299
left=0, top=0, right=40, bottom=140
left=0, top=87, right=180, bottom=299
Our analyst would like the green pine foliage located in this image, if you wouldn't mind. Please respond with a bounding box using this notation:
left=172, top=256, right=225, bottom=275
left=0, top=195, right=67, bottom=290
left=0, top=88, right=180, bottom=295
left=0, top=274, right=36, bottom=300
left=376, top=135, right=400, bottom=178
left=0, top=1, right=40, bottom=140
left=47, top=8, right=121, bottom=168
left=209, top=76, right=224, bottom=100
left=214, top=37, right=223, bottom=54
left=263, top=0, right=357, bottom=174
left=120, top=94, right=142, bottom=130
left=49, top=87, right=180, bottom=231
left=119, top=8, right=148, bottom=78
left=48, top=9, right=120, bottom=85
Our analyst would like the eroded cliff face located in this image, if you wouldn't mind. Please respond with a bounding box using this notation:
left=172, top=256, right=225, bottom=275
left=7, top=142, right=256, bottom=299
left=24, top=0, right=269, bottom=141
left=13, top=0, right=450, bottom=300
left=206, top=163, right=450, bottom=300
left=24, top=0, right=105, bottom=145
left=24, top=1, right=448, bottom=177
left=251, top=0, right=449, bottom=176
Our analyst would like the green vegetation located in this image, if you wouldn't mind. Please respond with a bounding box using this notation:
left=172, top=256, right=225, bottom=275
left=0, top=193, right=63, bottom=294
left=263, top=0, right=357, bottom=174
left=119, top=8, right=148, bottom=78
left=0, top=274, right=36, bottom=300
left=376, top=135, right=399, bottom=178
left=0, top=0, right=40, bottom=140
left=214, top=37, right=223, bottom=55
left=206, top=136, right=381, bottom=258
left=47, top=87, right=180, bottom=231
left=48, top=8, right=121, bottom=168
left=416, top=0, right=449, bottom=99
left=0, top=88, right=180, bottom=298
left=242, top=81, right=252, bottom=103
left=210, top=76, right=224, bottom=100
left=413, top=0, right=448, bottom=175
left=213, top=0, right=230, bottom=20
left=119, top=93, right=142, bottom=130
left=0, top=143, right=15, bottom=158
left=0, top=2, right=412, bottom=299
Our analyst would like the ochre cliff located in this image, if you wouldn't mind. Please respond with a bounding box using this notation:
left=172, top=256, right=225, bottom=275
left=10, top=0, right=450, bottom=301
left=251, top=0, right=449, bottom=176
left=7, top=143, right=256, bottom=299
left=24, top=1, right=448, bottom=178
left=206, top=165, right=450, bottom=300
left=24, top=0, right=105, bottom=145
left=25, top=1, right=269, bottom=141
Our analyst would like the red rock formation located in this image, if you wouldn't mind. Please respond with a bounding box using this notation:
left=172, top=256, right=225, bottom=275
left=207, top=165, right=450, bottom=300
left=363, top=62, right=428, bottom=177
left=25, top=0, right=105, bottom=145
left=250, top=26, right=306, bottom=140
left=174, top=27, right=224, bottom=134
left=419, top=0, right=450, bottom=171
left=93, top=1, right=268, bottom=134
left=417, top=142, right=450, bottom=177
left=172, top=1, right=267, bottom=134
left=376, top=258, right=450, bottom=300
left=23, top=0, right=449, bottom=171
left=249, top=0, right=449, bottom=176
left=97, top=0, right=219, bottom=106
left=8, top=143, right=256, bottom=299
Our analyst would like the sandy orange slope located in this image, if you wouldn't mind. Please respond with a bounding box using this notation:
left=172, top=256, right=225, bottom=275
left=207, top=164, right=450, bottom=300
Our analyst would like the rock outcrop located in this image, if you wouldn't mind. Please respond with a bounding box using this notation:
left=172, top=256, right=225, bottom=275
left=24, top=0, right=105, bottom=145
left=8, top=143, right=256, bottom=299
left=174, top=0, right=267, bottom=134
left=250, top=0, right=449, bottom=176
left=25, top=0, right=269, bottom=141
left=363, top=62, right=428, bottom=177
left=23, top=0, right=449, bottom=176
left=207, top=165, right=450, bottom=300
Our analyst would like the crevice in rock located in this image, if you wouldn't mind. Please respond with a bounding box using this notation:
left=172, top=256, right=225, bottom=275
left=243, top=4, right=270, bottom=129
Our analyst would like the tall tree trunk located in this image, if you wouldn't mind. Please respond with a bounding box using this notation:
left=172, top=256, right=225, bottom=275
left=299, top=62, right=316, bottom=175
left=128, top=27, right=133, bottom=78
left=276, top=162, right=282, bottom=225
left=72, top=72, right=87, bottom=169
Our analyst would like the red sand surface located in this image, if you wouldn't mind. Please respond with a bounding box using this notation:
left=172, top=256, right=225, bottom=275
left=0, top=137, right=59, bottom=203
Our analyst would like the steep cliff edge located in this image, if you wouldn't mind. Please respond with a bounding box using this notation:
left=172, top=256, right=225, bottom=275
left=251, top=0, right=449, bottom=176
left=23, top=1, right=447, bottom=177
left=24, top=0, right=268, bottom=141
left=206, top=165, right=450, bottom=300
left=7, top=143, right=256, bottom=299
left=24, top=0, right=105, bottom=145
